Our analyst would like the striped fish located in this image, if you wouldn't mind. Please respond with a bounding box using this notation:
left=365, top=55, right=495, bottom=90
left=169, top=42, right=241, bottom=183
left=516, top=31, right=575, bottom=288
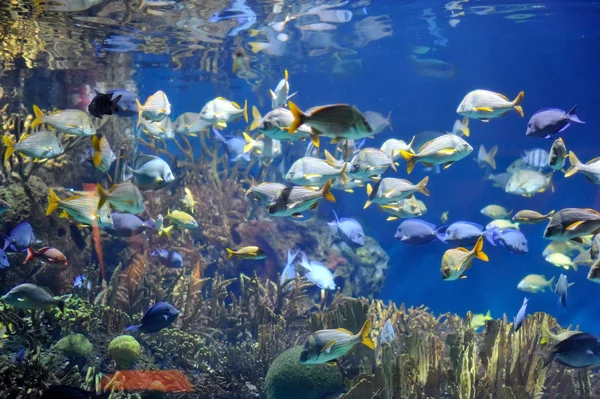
left=299, top=320, right=374, bottom=364
left=521, top=148, right=549, bottom=170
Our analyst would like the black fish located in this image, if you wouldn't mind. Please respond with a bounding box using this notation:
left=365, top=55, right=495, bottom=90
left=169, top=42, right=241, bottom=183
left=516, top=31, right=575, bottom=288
left=540, top=332, right=600, bottom=368
left=88, top=91, right=122, bottom=119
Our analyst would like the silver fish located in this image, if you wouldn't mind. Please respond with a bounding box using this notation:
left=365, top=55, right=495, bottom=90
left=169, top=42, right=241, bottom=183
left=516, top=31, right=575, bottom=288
left=548, top=137, right=567, bottom=171
left=398, top=134, right=473, bottom=174
left=3, top=131, right=64, bottom=160
left=2, top=283, right=71, bottom=310
left=32, top=106, right=95, bottom=136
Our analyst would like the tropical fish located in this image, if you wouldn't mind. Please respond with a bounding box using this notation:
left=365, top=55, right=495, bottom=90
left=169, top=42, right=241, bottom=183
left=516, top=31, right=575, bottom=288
left=328, top=210, right=365, bottom=248
left=136, top=90, right=171, bottom=124
left=475, top=145, right=498, bottom=169
left=379, top=319, right=395, bottom=345
left=540, top=333, right=600, bottom=368
left=32, top=106, right=96, bottom=136
left=526, top=106, right=584, bottom=139
left=490, top=229, right=529, bottom=254
left=298, top=252, right=336, bottom=290
left=591, top=234, right=600, bottom=260
left=442, top=221, right=488, bottom=246
left=151, top=249, right=183, bottom=268
left=24, top=247, right=67, bottom=266
left=505, top=169, right=553, bottom=198
left=87, top=91, right=121, bottom=119
left=587, top=258, right=600, bottom=284
left=486, top=172, right=512, bottom=189
left=574, top=251, right=593, bottom=267
left=213, top=129, right=251, bottom=163
left=299, top=319, right=374, bottom=364
left=4, top=222, right=35, bottom=251
left=548, top=138, right=568, bottom=171
left=486, top=219, right=519, bottom=231
left=126, top=302, right=179, bottom=333
left=394, top=219, right=446, bottom=245
left=364, top=177, right=429, bottom=208
left=3, top=131, right=64, bottom=160
left=543, top=208, right=600, bottom=242
left=2, top=283, right=71, bottom=310
left=166, top=209, right=197, bottom=229
left=545, top=253, right=577, bottom=271
left=47, top=190, right=114, bottom=228
left=288, top=102, right=373, bottom=147
left=380, top=137, right=415, bottom=160
left=225, top=246, right=266, bottom=260
left=105, top=212, right=156, bottom=237
left=270, top=70, right=296, bottom=109
left=246, top=181, right=289, bottom=205
left=555, top=273, right=575, bottom=308
left=281, top=249, right=298, bottom=288
left=542, top=241, right=586, bottom=258
left=252, top=107, right=312, bottom=141
left=97, top=182, right=145, bottom=214
left=181, top=188, right=196, bottom=213
left=348, top=147, right=396, bottom=179
left=285, top=156, right=346, bottom=187
left=481, top=205, right=512, bottom=219
left=140, top=116, right=174, bottom=139
left=564, top=151, right=600, bottom=184
left=521, top=148, right=549, bottom=170
left=232, top=47, right=250, bottom=74
left=200, top=97, right=248, bottom=125
left=268, top=181, right=335, bottom=218
left=377, top=200, right=423, bottom=222
left=517, top=275, right=555, bottom=293
left=398, top=134, right=473, bottom=174
left=512, top=210, right=555, bottom=224
left=441, top=236, right=488, bottom=281
left=91, top=134, right=116, bottom=173
left=105, top=89, right=138, bottom=117
left=457, top=90, right=524, bottom=121
left=173, top=112, right=211, bottom=136
left=363, top=111, right=392, bottom=135
left=242, top=133, right=282, bottom=165
left=124, top=155, right=174, bottom=191
left=513, top=297, right=529, bottom=332
left=470, top=311, right=492, bottom=331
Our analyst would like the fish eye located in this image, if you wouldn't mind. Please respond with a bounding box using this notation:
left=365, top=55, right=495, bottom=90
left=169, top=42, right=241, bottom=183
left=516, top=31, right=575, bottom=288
left=289, top=171, right=295, bottom=177
left=528, top=123, right=532, bottom=128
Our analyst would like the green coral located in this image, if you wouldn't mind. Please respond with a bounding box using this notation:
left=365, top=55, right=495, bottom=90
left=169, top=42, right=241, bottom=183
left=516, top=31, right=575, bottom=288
left=108, top=335, right=141, bottom=370
left=54, top=333, right=93, bottom=358
left=264, top=346, right=343, bottom=399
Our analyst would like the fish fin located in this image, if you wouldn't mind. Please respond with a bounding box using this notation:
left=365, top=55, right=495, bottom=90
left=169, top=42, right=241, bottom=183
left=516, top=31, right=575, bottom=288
left=31, top=105, right=44, bottom=129
left=398, top=150, right=416, bottom=174
left=2, top=135, right=15, bottom=160
left=513, top=91, right=525, bottom=117
left=24, top=247, right=35, bottom=264
left=363, top=201, right=372, bottom=209
left=417, top=176, right=430, bottom=196
left=321, top=180, right=335, bottom=203
left=538, top=351, right=555, bottom=368
left=243, top=100, right=248, bottom=124
left=250, top=106, right=261, bottom=131
left=335, top=327, right=353, bottom=335
left=269, top=89, right=276, bottom=100
left=321, top=340, right=336, bottom=353
left=406, top=135, right=416, bottom=153
left=310, top=133, right=320, bottom=148
left=46, top=188, right=61, bottom=216
left=323, top=149, right=338, bottom=167
left=443, top=161, right=455, bottom=169
left=438, top=148, right=457, bottom=155
left=461, top=116, right=470, bottom=137
left=480, top=119, right=490, bottom=122
left=473, top=107, right=494, bottom=112
left=365, top=184, right=373, bottom=196
left=91, top=135, right=102, bottom=168
left=225, top=248, right=235, bottom=260
left=125, top=325, right=140, bottom=332
left=566, top=221, right=585, bottom=231
left=486, top=145, right=498, bottom=170
left=135, top=98, right=143, bottom=127
left=564, top=151, right=581, bottom=178
left=159, top=225, right=173, bottom=238
left=566, top=105, right=584, bottom=124
left=386, top=216, right=398, bottom=221
left=474, top=236, right=489, bottom=261
left=358, top=319, right=375, bottom=349
left=545, top=210, right=555, bottom=219
left=242, top=132, right=254, bottom=154
left=287, top=101, right=305, bottom=134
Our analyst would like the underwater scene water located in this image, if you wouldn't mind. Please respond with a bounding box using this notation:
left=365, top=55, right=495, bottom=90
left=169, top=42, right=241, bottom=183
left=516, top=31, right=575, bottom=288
left=1, top=0, right=600, bottom=398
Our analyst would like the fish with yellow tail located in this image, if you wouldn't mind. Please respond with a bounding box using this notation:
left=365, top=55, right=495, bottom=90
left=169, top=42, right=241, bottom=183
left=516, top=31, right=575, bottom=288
left=364, top=176, right=429, bottom=209
left=96, top=182, right=145, bottom=214
left=251, top=106, right=312, bottom=141
left=166, top=209, right=198, bottom=229
left=470, top=311, right=492, bottom=331
left=2, top=131, right=64, bottom=161
left=457, top=90, right=524, bottom=121
left=91, top=134, right=116, bottom=173
left=135, top=90, right=171, bottom=125
left=181, top=188, right=196, bottom=213
left=299, top=319, right=374, bottom=364
left=398, top=133, right=473, bottom=174
left=225, top=246, right=266, bottom=260
left=475, top=145, right=498, bottom=169
left=270, top=69, right=297, bottom=109
left=441, top=236, right=488, bottom=281
left=155, top=214, right=173, bottom=238
left=287, top=101, right=373, bottom=147
left=200, top=97, right=248, bottom=126
left=31, top=105, right=96, bottom=136
left=46, top=189, right=113, bottom=228
left=564, top=151, right=600, bottom=184
left=452, top=116, right=470, bottom=136
left=268, top=180, right=335, bottom=218
left=512, top=210, right=555, bottom=224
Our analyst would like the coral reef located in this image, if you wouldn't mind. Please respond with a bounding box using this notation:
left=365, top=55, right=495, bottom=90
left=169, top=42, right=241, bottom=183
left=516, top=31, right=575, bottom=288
left=108, top=335, right=141, bottom=370
left=55, top=333, right=93, bottom=359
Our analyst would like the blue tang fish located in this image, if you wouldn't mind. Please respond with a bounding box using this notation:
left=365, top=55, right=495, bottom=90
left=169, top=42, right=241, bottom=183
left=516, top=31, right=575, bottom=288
left=540, top=332, right=600, bottom=368
left=489, top=228, right=528, bottom=254
left=4, top=222, right=35, bottom=252
left=394, top=219, right=446, bottom=245
left=513, top=297, right=529, bottom=332
left=526, top=105, right=584, bottom=139
left=152, top=249, right=183, bottom=268
left=105, top=212, right=156, bottom=237
left=328, top=210, right=365, bottom=248
left=442, top=221, right=486, bottom=246
left=106, top=89, right=138, bottom=117
left=126, top=301, right=179, bottom=333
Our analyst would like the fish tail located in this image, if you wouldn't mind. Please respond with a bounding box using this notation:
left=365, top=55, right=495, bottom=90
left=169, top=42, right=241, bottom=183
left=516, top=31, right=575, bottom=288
left=564, top=151, right=581, bottom=178
left=339, top=162, right=348, bottom=185
left=31, top=105, right=44, bottom=129
left=125, top=324, right=140, bottom=332
left=566, top=105, right=584, bottom=124
left=486, top=145, right=498, bottom=170
left=242, top=131, right=255, bottom=154
left=24, top=247, right=35, bottom=264
left=398, top=150, right=416, bottom=174
left=545, top=210, right=555, bottom=219
left=96, top=184, right=109, bottom=210
left=461, top=116, right=470, bottom=137
left=55, top=294, right=72, bottom=312
left=538, top=350, right=555, bottom=368
left=46, top=188, right=61, bottom=216
left=287, top=101, right=306, bottom=134
left=388, top=152, right=397, bottom=172
left=135, top=98, right=143, bottom=127
left=309, top=130, right=320, bottom=148
left=122, top=165, right=134, bottom=182
left=357, top=319, right=374, bottom=349
left=2, top=135, right=15, bottom=160
left=417, top=176, right=430, bottom=196
left=364, top=184, right=373, bottom=209
left=474, top=236, right=489, bottom=261
left=225, top=247, right=235, bottom=260
left=387, top=111, right=393, bottom=131
left=250, top=106, right=261, bottom=131
left=243, top=99, right=249, bottom=124
left=111, top=94, right=122, bottom=112
left=91, top=135, right=102, bottom=168
left=512, top=91, right=525, bottom=117
left=321, top=180, right=335, bottom=203
left=406, top=135, right=416, bottom=154
left=159, top=225, right=173, bottom=238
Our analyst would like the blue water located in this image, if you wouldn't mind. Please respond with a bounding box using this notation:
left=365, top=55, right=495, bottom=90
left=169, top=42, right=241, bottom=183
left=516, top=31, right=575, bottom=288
left=132, top=1, right=600, bottom=331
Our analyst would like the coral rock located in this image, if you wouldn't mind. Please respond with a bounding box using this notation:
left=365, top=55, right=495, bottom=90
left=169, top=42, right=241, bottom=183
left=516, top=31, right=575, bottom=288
left=108, top=335, right=141, bottom=370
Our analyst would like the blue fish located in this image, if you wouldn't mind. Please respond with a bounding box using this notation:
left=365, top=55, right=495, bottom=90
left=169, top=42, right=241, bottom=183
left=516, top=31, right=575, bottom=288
left=540, top=332, right=600, bottom=368
left=15, top=348, right=26, bottom=363
left=513, top=297, right=529, bottom=332
left=0, top=249, right=9, bottom=268
left=281, top=249, right=298, bottom=288
left=213, top=128, right=251, bottom=162
left=394, top=219, right=446, bottom=245
left=4, top=222, right=35, bottom=252
left=106, top=89, right=138, bottom=117
left=328, top=210, right=365, bottom=248
left=491, top=228, right=528, bottom=254
left=526, top=106, right=584, bottom=139
left=126, top=301, right=179, bottom=334
left=442, top=221, right=485, bottom=246
left=105, top=212, right=156, bottom=237
left=298, top=252, right=336, bottom=290
left=152, top=249, right=183, bottom=268
left=555, top=274, right=574, bottom=308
